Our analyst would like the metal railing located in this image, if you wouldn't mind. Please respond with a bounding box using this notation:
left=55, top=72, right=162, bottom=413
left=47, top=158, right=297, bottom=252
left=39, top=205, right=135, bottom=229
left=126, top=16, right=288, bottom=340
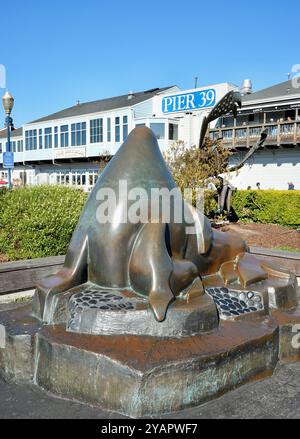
left=210, top=121, right=300, bottom=148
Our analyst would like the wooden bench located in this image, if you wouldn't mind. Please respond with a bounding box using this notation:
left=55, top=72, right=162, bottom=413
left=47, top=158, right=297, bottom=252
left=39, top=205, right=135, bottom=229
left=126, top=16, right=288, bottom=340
left=0, top=248, right=299, bottom=296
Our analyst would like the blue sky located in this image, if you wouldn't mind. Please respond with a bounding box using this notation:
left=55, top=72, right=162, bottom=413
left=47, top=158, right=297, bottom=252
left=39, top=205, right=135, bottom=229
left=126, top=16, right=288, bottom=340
left=1, top=0, right=300, bottom=126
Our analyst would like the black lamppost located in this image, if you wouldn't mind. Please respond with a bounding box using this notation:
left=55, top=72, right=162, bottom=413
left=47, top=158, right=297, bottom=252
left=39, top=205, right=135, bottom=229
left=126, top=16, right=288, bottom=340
left=2, top=91, right=14, bottom=189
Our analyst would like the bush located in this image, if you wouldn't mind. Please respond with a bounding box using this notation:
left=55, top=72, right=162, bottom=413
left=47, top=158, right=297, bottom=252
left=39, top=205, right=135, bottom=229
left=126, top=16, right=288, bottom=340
left=164, top=139, right=231, bottom=192
left=0, top=185, right=299, bottom=262
left=232, top=190, right=300, bottom=228
left=0, top=185, right=87, bottom=261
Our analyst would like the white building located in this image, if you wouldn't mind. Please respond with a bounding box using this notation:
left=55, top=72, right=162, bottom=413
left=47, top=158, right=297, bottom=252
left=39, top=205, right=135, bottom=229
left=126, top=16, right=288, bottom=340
left=210, top=79, right=300, bottom=190
left=0, top=83, right=236, bottom=191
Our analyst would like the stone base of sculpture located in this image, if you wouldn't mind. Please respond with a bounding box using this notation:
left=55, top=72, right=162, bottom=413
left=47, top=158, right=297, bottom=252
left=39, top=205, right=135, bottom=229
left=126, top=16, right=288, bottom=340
left=0, top=272, right=299, bottom=417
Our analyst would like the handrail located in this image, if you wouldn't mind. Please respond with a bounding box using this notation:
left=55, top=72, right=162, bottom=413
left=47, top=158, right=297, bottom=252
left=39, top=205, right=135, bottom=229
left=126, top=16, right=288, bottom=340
left=210, top=121, right=300, bottom=147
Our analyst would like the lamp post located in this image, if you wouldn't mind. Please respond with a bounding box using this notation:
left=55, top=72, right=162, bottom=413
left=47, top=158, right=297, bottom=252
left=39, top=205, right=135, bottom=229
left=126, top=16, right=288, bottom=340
left=2, top=91, right=14, bottom=189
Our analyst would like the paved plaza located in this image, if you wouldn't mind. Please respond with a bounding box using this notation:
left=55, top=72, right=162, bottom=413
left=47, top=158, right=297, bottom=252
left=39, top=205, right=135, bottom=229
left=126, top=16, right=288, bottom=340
left=0, top=361, right=299, bottom=419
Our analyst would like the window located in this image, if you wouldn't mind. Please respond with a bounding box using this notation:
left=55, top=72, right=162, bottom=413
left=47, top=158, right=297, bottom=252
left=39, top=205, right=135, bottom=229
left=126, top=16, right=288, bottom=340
left=107, top=118, right=111, bottom=142
left=71, top=122, right=86, bottom=146
left=236, top=128, right=247, bottom=139
left=54, top=127, right=58, bottom=148
left=88, top=170, right=99, bottom=188
left=123, top=115, right=128, bottom=141
left=56, top=170, right=88, bottom=187
left=136, top=123, right=146, bottom=128
left=5, top=140, right=14, bottom=152
left=90, top=118, right=103, bottom=143
left=17, top=140, right=23, bottom=152
left=76, top=172, right=86, bottom=186
left=39, top=129, right=43, bottom=149
left=285, top=109, right=295, bottom=121
left=115, top=117, right=120, bottom=142
left=223, top=130, right=233, bottom=139
left=25, top=129, right=37, bottom=150
left=168, top=123, right=178, bottom=140
left=44, top=128, right=52, bottom=149
left=60, top=125, right=69, bottom=147
left=56, top=171, right=65, bottom=185
left=150, top=123, right=165, bottom=139
left=6, top=141, right=16, bottom=152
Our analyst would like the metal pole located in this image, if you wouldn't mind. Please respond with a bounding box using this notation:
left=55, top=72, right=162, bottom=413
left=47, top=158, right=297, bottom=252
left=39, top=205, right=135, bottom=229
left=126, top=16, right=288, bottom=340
left=6, top=115, right=11, bottom=189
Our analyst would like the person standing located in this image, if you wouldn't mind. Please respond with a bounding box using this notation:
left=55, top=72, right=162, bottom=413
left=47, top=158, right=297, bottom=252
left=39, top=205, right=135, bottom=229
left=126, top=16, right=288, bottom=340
left=288, top=182, right=295, bottom=190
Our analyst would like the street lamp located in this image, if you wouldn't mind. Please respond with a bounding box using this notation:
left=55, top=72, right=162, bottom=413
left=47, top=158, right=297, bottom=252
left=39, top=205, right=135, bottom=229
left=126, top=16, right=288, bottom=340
left=2, top=91, right=14, bottom=189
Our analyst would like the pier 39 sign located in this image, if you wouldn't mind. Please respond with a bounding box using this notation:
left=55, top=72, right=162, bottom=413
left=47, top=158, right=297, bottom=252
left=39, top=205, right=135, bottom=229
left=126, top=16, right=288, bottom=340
left=162, top=89, right=216, bottom=114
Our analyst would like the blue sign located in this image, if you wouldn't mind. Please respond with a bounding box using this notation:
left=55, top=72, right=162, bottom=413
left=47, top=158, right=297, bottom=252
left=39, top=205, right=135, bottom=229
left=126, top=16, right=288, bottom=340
left=3, top=151, right=14, bottom=169
left=162, top=89, right=216, bottom=113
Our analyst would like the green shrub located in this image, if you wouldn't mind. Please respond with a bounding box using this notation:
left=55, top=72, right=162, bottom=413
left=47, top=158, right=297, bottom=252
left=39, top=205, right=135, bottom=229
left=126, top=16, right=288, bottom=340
left=0, top=185, right=87, bottom=260
left=0, top=186, right=299, bottom=262
left=232, top=190, right=300, bottom=228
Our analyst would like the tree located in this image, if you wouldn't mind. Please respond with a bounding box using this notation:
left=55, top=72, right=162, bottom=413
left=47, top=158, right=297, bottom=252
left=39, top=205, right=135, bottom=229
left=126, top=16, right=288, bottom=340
left=164, top=138, right=232, bottom=213
left=164, top=138, right=231, bottom=190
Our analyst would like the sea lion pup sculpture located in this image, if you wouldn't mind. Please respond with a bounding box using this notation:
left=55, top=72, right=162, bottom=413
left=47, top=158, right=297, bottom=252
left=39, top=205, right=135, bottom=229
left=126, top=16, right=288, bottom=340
left=33, top=127, right=295, bottom=325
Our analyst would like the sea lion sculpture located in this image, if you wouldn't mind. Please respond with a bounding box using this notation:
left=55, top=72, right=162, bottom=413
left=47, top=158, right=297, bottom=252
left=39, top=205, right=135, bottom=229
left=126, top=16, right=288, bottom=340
left=33, top=127, right=298, bottom=334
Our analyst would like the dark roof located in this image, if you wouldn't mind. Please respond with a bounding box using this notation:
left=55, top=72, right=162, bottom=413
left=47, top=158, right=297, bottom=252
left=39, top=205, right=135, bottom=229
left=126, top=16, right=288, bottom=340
left=242, top=79, right=300, bottom=103
left=30, top=86, right=174, bottom=124
left=0, top=127, right=23, bottom=139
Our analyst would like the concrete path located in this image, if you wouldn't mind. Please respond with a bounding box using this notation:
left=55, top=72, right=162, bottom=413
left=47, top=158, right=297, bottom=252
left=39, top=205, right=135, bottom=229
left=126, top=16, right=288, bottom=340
left=0, top=361, right=299, bottom=419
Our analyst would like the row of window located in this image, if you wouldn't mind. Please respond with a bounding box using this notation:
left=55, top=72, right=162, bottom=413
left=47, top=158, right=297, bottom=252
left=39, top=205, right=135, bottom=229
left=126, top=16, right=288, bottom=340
left=25, top=116, right=129, bottom=151
left=136, top=122, right=178, bottom=140
left=19, top=170, right=99, bottom=189
left=1, top=120, right=178, bottom=154
left=55, top=170, right=99, bottom=187
left=0, top=140, right=24, bottom=154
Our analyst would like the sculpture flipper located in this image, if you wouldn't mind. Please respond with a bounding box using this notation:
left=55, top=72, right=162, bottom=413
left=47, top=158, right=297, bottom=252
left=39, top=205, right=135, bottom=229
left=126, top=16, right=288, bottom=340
left=33, top=231, right=88, bottom=322
left=129, top=223, right=175, bottom=322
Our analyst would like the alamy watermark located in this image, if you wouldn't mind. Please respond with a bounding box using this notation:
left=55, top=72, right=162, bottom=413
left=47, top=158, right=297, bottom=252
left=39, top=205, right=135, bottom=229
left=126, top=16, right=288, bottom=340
left=0, top=64, right=6, bottom=89
left=291, top=64, right=300, bottom=89
left=95, top=180, right=205, bottom=234
left=291, top=324, right=300, bottom=350
left=0, top=324, right=6, bottom=349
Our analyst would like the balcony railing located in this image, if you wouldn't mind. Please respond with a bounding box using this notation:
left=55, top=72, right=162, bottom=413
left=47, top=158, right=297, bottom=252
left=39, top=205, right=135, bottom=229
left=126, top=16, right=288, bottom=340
left=209, top=121, right=300, bottom=148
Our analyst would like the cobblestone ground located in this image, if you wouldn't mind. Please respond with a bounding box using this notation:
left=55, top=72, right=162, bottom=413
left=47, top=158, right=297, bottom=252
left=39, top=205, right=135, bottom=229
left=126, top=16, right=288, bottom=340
left=0, top=362, right=299, bottom=419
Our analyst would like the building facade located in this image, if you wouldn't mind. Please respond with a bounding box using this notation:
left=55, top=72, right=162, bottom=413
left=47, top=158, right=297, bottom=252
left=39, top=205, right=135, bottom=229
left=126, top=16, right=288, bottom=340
left=1, top=80, right=300, bottom=191
left=210, top=79, right=300, bottom=190
left=0, top=82, right=236, bottom=191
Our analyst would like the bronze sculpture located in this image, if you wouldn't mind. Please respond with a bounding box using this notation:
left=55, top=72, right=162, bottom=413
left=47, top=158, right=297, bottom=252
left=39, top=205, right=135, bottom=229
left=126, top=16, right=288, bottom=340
left=0, top=122, right=299, bottom=417
left=33, top=127, right=298, bottom=336
left=199, top=90, right=242, bottom=148
left=202, top=91, right=269, bottom=221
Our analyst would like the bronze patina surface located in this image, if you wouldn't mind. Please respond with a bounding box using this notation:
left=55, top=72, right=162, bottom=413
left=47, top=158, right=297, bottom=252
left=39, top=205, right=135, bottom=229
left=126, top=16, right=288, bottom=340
left=32, top=126, right=299, bottom=337
left=0, top=124, right=299, bottom=416
left=0, top=303, right=278, bottom=417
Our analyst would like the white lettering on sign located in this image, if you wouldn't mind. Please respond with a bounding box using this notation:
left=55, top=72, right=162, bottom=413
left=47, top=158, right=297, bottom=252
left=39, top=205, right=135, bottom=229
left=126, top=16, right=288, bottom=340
left=163, top=97, right=173, bottom=113
left=177, top=95, right=186, bottom=111
left=186, top=94, right=196, bottom=109
left=54, top=147, right=86, bottom=159
left=162, top=89, right=216, bottom=113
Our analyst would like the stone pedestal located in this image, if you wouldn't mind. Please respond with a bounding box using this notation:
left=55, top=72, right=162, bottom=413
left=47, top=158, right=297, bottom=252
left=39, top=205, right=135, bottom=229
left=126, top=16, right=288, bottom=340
left=1, top=300, right=299, bottom=417
left=0, top=269, right=299, bottom=417
left=34, top=319, right=278, bottom=417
